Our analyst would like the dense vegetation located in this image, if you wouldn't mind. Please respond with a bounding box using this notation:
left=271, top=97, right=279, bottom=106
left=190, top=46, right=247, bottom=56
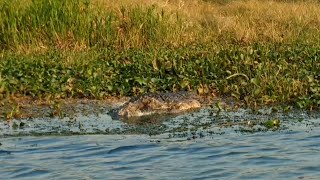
left=0, top=0, right=319, bottom=109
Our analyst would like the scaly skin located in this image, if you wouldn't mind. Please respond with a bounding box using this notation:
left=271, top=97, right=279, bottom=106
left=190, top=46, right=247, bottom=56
left=118, top=91, right=202, bottom=118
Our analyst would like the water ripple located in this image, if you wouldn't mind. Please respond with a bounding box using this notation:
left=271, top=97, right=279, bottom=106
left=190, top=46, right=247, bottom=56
left=1, top=109, right=320, bottom=179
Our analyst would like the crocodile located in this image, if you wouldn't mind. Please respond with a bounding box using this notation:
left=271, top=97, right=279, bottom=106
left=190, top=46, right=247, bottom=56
left=118, top=91, right=203, bottom=118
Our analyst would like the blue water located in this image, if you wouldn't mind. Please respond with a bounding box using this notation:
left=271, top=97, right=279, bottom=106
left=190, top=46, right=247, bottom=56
left=1, top=131, right=320, bottom=179
left=1, top=108, right=320, bottom=179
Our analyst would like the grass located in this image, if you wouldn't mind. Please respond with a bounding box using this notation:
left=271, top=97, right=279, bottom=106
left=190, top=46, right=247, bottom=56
left=0, top=0, right=319, bottom=111
left=2, top=0, right=320, bottom=51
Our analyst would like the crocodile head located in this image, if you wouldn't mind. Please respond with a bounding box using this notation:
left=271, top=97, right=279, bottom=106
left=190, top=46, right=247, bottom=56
left=118, top=92, right=202, bottom=118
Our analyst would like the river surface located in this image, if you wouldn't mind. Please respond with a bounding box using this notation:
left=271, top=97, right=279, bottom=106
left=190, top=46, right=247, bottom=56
left=1, top=108, right=320, bottom=179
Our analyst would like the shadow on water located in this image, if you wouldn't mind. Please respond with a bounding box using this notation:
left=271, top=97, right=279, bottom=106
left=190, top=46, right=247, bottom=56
left=1, top=107, right=320, bottom=179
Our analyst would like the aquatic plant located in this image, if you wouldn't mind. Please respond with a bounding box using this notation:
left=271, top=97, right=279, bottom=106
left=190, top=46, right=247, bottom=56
left=0, top=0, right=319, bottom=110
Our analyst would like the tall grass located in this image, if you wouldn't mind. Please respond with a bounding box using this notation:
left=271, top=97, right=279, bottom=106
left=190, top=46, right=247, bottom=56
left=1, top=0, right=319, bottom=109
left=1, top=0, right=92, bottom=50
left=0, top=0, right=184, bottom=52
left=2, top=0, right=320, bottom=52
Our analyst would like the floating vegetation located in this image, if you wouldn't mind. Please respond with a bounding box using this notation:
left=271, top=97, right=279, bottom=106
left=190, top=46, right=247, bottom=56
left=1, top=44, right=319, bottom=111
left=262, top=119, right=281, bottom=129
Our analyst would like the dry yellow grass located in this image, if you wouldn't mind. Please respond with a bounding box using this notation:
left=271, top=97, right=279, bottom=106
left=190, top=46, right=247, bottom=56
left=2, top=0, right=320, bottom=53
left=93, top=0, right=320, bottom=44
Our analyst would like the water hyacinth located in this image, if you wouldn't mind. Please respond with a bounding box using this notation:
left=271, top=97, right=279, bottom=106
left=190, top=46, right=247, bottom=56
left=0, top=0, right=319, bottom=110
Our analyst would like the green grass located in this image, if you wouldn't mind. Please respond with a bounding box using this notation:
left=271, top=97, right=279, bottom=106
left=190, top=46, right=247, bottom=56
left=0, top=0, right=319, bottom=110
left=0, top=0, right=181, bottom=51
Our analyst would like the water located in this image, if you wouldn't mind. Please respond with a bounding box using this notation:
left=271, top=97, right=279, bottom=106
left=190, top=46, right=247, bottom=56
left=1, top=108, right=320, bottom=179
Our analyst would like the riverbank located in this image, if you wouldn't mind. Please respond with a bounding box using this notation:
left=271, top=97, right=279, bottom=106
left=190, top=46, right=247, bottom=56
left=1, top=0, right=319, bottom=118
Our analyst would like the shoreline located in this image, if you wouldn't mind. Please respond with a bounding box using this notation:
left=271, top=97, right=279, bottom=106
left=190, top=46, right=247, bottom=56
left=2, top=91, right=224, bottom=120
left=1, top=0, right=319, bottom=113
left=0, top=91, right=309, bottom=121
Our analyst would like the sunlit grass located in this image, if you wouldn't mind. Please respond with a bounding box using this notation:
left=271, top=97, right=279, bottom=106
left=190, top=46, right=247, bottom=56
left=1, top=0, right=320, bottom=52
left=0, top=0, right=319, bottom=109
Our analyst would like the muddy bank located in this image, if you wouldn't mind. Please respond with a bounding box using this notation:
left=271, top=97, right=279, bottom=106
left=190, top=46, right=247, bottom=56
left=1, top=101, right=319, bottom=138
left=1, top=92, right=219, bottom=121
left=1, top=93, right=319, bottom=138
left=0, top=96, right=129, bottom=120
